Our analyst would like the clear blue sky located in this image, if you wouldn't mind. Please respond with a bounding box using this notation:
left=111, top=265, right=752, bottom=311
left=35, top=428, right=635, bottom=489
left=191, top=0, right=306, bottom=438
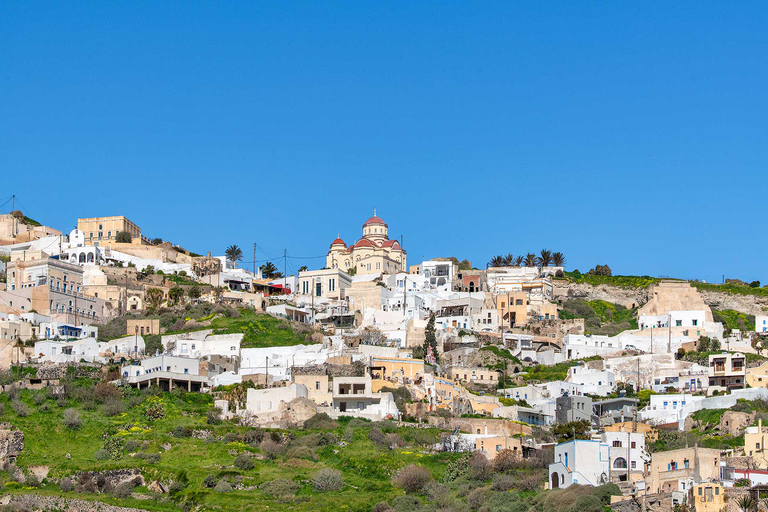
left=3, top=3, right=767, bottom=283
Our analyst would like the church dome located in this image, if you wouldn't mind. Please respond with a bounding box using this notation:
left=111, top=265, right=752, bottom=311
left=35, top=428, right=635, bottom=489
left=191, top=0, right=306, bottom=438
left=330, top=238, right=347, bottom=249
left=363, top=215, right=387, bottom=228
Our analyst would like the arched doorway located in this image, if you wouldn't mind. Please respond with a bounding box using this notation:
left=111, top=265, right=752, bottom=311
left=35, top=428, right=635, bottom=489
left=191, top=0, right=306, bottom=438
left=551, top=472, right=559, bottom=489
left=469, top=282, right=475, bottom=292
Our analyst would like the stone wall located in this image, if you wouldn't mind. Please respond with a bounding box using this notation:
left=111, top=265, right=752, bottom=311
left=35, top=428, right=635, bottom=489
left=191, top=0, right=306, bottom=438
left=0, top=423, right=23, bottom=461
left=3, top=494, right=149, bottom=512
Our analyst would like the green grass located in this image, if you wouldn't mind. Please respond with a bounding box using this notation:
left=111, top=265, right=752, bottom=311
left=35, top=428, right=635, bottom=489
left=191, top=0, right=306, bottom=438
left=167, top=308, right=313, bottom=348
left=713, top=309, right=756, bottom=331
left=0, top=383, right=472, bottom=511
left=558, top=299, right=638, bottom=336
left=559, top=271, right=661, bottom=289
left=521, top=356, right=602, bottom=383
left=693, top=281, right=768, bottom=298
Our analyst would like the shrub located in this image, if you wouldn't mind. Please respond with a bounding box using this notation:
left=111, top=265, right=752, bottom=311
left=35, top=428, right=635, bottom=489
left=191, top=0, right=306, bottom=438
left=286, top=445, right=315, bottom=460
left=206, top=408, right=222, bottom=425
left=145, top=401, right=166, bottom=420
left=33, top=392, right=46, bottom=405
left=62, top=408, right=82, bottom=430
left=214, top=479, right=233, bottom=493
left=391, top=495, right=421, bottom=512
left=171, top=425, right=191, bottom=438
left=517, top=472, right=545, bottom=491
left=243, top=428, right=265, bottom=445
left=113, top=482, right=133, bottom=498
left=203, top=474, right=217, bottom=488
left=94, top=382, right=121, bottom=403
left=467, top=487, right=492, bottom=510
left=385, top=433, right=404, bottom=449
left=124, top=440, right=140, bottom=452
left=369, top=427, right=387, bottom=447
left=372, top=502, right=393, bottom=512
left=234, top=453, right=255, bottom=471
left=469, top=451, right=491, bottom=480
left=102, top=398, right=125, bottom=417
left=312, top=468, right=344, bottom=492
left=493, top=449, right=520, bottom=472
left=11, top=401, right=30, bottom=417
left=93, top=449, right=110, bottom=461
left=135, top=452, right=161, bottom=464
left=60, top=476, right=74, bottom=492
left=222, top=432, right=240, bottom=444
left=304, top=412, right=337, bottom=430
left=393, top=464, right=432, bottom=493
left=261, top=478, right=300, bottom=497
left=491, top=474, right=516, bottom=491
left=102, top=437, right=125, bottom=460
left=260, top=439, right=284, bottom=459
left=169, top=481, right=185, bottom=493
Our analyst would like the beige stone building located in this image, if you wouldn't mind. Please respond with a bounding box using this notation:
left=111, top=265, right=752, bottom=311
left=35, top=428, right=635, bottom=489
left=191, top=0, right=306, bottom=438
left=326, top=212, right=406, bottom=275
left=127, top=318, right=161, bottom=337
left=0, top=213, right=61, bottom=244
left=292, top=374, right=332, bottom=406
left=77, top=216, right=146, bottom=245
left=2, top=250, right=106, bottom=322
left=647, top=446, right=721, bottom=494
left=448, top=366, right=502, bottom=386
left=744, top=419, right=768, bottom=468
left=688, top=482, right=725, bottom=512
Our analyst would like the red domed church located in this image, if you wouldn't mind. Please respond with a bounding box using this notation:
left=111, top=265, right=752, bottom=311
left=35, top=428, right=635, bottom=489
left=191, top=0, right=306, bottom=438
left=326, top=210, right=407, bottom=275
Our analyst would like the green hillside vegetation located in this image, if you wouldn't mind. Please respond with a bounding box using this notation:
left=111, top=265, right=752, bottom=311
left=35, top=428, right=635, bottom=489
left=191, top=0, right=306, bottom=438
left=559, top=299, right=638, bottom=336
left=713, top=309, right=756, bottom=332
left=559, top=270, right=661, bottom=289
left=522, top=356, right=602, bottom=383
left=0, top=371, right=612, bottom=512
left=693, top=281, right=768, bottom=298
left=100, top=305, right=314, bottom=349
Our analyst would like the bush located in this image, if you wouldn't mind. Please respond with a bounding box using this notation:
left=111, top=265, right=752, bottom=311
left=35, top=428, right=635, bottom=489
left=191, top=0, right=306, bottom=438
left=206, top=408, right=222, bottom=425
left=491, top=474, right=516, bottom=491
left=312, top=468, right=344, bottom=492
left=62, top=408, right=82, bottom=430
left=169, top=481, right=185, bottom=493
left=113, top=482, right=133, bottom=498
left=304, top=412, right=337, bottom=430
left=260, top=439, right=284, bottom=459
left=203, top=474, right=217, bottom=488
left=372, top=502, right=393, bottom=512
left=60, top=476, right=74, bottom=492
left=94, top=382, right=121, bottom=403
left=102, top=398, right=125, bottom=417
left=234, top=453, right=255, bottom=470
left=469, top=451, right=491, bottom=480
left=393, top=464, right=432, bottom=493
left=145, top=401, right=166, bottom=420
left=517, top=472, right=544, bottom=491
left=171, top=425, right=189, bottom=438
left=286, top=445, right=315, bottom=460
left=493, top=449, right=521, bottom=472
left=261, top=478, right=300, bottom=497
left=124, top=440, right=140, bottom=452
left=467, top=487, right=492, bottom=510
left=93, top=449, right=110, bottom=461
left=11, top=401, right=29, bottom=417
left=369, top=427, right=387, bottom=447
left=102, top=437, right=125, bottom=460
left=391, top=495, right=421, bottom=512
left=243, top=428, right=265, bottom=445
left=214, top=479, right=233, bottom=493
left=135, top=452, right=161, bottom=464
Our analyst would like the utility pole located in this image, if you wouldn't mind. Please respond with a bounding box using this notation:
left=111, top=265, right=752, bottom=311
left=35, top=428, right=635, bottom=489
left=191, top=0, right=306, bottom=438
left=265, top=356, right=269, bottom=388
left=403, top=275, right=407, bottom=318
left=668, top=313, right=672, bottom=353
left=253, top=243, right=256, bottom=277
left=11, top=195, right=14, bottom=212
left=284, top=249, right=287, bottom=288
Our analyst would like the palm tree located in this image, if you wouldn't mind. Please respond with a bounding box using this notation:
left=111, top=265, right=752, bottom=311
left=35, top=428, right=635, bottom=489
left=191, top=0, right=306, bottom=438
left=225, top=245, right=243, bottom=268
left=145, top=288, right=164, bottom=309
left=503, top=254, right=515, bottom=266
left=489, top=255, right=505, bottom=268
left=261, top=261, right=278, bottom=278
left=513, top=255, right=524, bottom=267
left=538, top=249, right=553, bottom=267
left=737, top=494, right=755, bottom=512
left=552, top=252, right=566, bottom=267
left=523, top=253, right=537, bottom=267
